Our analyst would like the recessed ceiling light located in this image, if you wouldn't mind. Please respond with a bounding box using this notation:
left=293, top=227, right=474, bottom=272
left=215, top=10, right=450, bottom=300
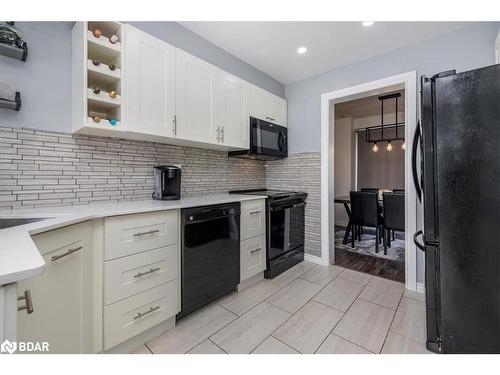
left=297, top=46, right=307, bottom=54
left=362, top=21, right=375, bottom=27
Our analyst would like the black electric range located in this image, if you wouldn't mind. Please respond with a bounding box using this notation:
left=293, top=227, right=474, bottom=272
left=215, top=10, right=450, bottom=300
left=230, top=189, right=307, bottom=278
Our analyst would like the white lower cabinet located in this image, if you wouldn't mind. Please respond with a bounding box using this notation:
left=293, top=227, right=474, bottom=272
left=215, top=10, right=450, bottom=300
left=240, top=235, right=266, bottom=281
left=239, top=199, right=267, bottom=282
left=103, top=280, right=179, bottom=350
left=16, top=221, right=99, bottom=354
left=104, top=244, right=179, bottom=305
left=103, top=210, right=181, bottom=350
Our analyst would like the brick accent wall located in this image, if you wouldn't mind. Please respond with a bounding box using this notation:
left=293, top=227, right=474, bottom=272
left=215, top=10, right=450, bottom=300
left=0, top=126, right=266, bottom=209
left=266, top=153, right=321, bottom=258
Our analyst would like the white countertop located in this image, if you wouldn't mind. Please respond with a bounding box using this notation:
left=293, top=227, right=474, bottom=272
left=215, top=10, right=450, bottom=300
left=0, top=194, right=266, bottom=285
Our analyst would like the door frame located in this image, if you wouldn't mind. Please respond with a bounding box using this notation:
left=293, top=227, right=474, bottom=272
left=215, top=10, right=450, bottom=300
left=319, top=71, right=418, bottom=291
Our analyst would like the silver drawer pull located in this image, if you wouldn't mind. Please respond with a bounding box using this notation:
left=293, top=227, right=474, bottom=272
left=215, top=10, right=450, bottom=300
left=266, top=116, right=276, bottom=121
left=133, top=229, right=160, bottom=237
left=250, top=247, right=262, bottom=254
left=17, top=290, right=34, bottom=314
left=249, top=210, right=262, bottom=215
left=133, top=305, right=160, bottom=320
left=134, top=267, right=161, bottom=278
left=51, top=246, right=83, bottom=262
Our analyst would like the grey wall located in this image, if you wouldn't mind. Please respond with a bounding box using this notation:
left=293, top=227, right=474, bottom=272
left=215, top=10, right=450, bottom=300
left=286, top=22, right=499, bottom=154
left=0, top=22, right=284, bottom=134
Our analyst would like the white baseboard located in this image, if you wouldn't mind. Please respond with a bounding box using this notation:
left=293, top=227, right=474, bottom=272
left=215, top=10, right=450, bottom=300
left=304, top=253, right=326, bottom=266
left=416, top=282, right=425, bottom=294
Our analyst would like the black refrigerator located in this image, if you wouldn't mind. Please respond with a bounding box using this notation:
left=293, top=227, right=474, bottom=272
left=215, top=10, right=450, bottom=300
left=412, top=64, right=500, bottom=353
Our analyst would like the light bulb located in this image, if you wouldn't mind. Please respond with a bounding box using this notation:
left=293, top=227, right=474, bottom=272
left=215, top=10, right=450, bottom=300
left=387, top=141, right=393, bottom=151
left=401, top=141, right=406, bottom=150
left=372, top=143, right=379, bottom=152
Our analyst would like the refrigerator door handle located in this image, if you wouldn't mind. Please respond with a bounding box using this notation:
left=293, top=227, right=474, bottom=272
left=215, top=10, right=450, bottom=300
left=413, top=230, right=425, bottom=251
left=411, top=121, right=422, bottom=202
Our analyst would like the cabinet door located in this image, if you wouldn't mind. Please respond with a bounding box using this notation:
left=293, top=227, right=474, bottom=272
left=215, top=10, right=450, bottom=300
left=17, top=221, right=97, bottom=354
left=241, top=235, right=266, bottom=281
left=176, top=49, right=218, bottom=144
left=250, top=84, right=287, bottom=127
left=125, top=25, right=176, bottom=137
left=214, top=71, right=249, bottom=149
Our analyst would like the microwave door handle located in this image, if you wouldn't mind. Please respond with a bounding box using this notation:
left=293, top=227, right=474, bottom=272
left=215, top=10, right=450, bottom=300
left=278, top=131, right=284, bottom=151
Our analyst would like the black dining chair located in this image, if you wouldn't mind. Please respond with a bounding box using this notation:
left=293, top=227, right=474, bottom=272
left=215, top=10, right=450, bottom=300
left=382, top=192, right=405, bottom=255
left=349, top=191, right=384, bottom=253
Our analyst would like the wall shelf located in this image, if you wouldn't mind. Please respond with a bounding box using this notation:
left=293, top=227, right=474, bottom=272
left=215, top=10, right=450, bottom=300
left=87, top=88, right=121, bottom=106
left=73, top=22, right=124, bottom=134
left=0, top=91, right=21, bottom=111
left=0, top=42, right=28, bottom=62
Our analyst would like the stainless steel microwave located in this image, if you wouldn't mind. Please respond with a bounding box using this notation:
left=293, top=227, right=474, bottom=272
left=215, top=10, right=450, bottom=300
left=228, top=117, right=287, bottom=160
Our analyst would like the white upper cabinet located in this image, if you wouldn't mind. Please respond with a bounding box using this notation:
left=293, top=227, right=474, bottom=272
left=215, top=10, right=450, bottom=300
left=214, top=71, right=250, bottom=149
left=176, top=50, right=218, bottom=145
left=250, top=84, right=287, bottom=127
left=125, top=25, right=176, bottom=137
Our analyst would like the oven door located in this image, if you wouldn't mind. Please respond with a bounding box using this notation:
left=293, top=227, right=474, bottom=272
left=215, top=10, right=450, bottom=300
left=268, top=199, right=305, bottom=260
left=250, top=117, right=287, bottom=158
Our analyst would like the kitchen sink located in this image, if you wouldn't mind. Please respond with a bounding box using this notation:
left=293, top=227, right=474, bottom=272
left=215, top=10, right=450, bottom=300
left=0, top=218, right=48, bottom=230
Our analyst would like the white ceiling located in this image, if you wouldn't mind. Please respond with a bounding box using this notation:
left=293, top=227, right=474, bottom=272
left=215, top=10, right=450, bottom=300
left=335, top=89, right=405, bottom=119
left=179, top=21, right=472, bottom=83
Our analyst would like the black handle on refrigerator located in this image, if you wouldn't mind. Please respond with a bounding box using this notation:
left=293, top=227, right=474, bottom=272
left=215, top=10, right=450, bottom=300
left=413, top=230, right=425, bottom=252
left=411, top=121, right=422, bottom=202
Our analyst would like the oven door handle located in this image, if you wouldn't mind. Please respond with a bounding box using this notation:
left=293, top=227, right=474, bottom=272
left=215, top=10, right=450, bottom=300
left=271, top=201, right=306, bottom=211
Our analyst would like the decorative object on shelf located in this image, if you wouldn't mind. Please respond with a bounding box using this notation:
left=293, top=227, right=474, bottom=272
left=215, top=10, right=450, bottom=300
left=364, top=92, right=405, bottom=152
left=0, top=22, right=28, bottom=62
left=108, top=118, right=117, bottom=126
left=108, top=64, right=116, bottom=71
left=92, top=87, right=101, bottom=95
left=109, top=34, right=119, bottom=44
left=92, top=29, right=102, bottom=38
left=92, top=116, right=101, bottom=123
left=0, top=82, right=21, bottom=111
left=92, top=59, right=100, bottom=66
left=108, top=90, right=117, bottom=98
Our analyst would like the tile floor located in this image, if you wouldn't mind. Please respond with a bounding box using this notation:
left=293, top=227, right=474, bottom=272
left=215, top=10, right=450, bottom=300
left=131, top=261, right=431, bottom=354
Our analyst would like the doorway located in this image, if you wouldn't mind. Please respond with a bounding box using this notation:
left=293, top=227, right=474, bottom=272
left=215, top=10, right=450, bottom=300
left=333, top=89, right=406, bottom=282
left=319, top=72, right=418, bottom=291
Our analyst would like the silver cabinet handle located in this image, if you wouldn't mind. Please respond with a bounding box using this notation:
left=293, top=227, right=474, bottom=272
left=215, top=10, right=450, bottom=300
left=172, top=115, right=177, bottom=135
left=18, top=290, right=34, bottom=314
left=216, top=126, right=220, bottom=142
left=51, top=246, right=82, bottom=262
left=249, top=210, right=262, bottom=215
left=266, top=116, right=276, bottom=122
left=134, top=267, right=160, bottom=278
left=221, top=126, right=224, bottom=143
left=250, top=247, right=262, bottom=254
left=133, top=229, right=160, bottom=237
left=133, top=305, right=160, bottom=320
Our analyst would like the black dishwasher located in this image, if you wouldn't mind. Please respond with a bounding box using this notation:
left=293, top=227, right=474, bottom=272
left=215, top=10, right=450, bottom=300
left=179, top=203, right=241, bottom=318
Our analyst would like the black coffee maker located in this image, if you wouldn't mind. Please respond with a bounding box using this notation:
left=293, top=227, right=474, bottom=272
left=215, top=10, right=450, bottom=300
left=153, top=166, right=181, bottom=200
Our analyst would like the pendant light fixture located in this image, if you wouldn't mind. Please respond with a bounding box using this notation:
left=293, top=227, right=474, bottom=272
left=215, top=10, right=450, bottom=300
left=365, top=92, right=405, bottom=152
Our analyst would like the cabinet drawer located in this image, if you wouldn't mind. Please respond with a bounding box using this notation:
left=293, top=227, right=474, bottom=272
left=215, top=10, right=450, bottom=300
left=241, top=199, right=266, bottom=241
left=104, top=244, right=179, bottom=305
left=240, top=235, right=266, bottom=281
left=105, top=210, right=179, bottom=260
left=103, top=280, right=179, bottom=350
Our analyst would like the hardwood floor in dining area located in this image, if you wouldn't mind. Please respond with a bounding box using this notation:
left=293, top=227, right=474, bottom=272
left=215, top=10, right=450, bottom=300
left=334, top=247, right=405, bottom=283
